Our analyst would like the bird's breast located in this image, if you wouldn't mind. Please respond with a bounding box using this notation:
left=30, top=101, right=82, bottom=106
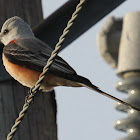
left=2, top=53, right=81, bottom=92
left=2, top=53, right=41, bottom=87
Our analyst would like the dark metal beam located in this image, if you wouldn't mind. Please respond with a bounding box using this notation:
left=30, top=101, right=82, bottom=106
left=34, top=0, right=126, bottom=50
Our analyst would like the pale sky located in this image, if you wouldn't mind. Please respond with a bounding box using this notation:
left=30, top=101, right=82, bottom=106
left=42, top=1, right=140, bottom=140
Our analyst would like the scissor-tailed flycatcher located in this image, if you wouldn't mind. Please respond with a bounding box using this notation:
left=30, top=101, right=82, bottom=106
left=0, top=16, right=139, bottom=111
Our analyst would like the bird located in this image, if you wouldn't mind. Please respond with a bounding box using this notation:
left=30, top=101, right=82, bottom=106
left=0, top=16, right=139, bottom=111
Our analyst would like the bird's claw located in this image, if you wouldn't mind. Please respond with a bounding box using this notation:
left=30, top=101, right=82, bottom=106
left=25, top=87, right=35, bottom=104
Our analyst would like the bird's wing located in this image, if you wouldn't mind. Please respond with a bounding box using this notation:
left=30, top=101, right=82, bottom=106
left=3, top=38, right=77, bottom=79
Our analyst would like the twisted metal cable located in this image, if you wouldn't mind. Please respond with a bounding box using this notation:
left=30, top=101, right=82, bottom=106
left=6, top=0, right=85, bottom=140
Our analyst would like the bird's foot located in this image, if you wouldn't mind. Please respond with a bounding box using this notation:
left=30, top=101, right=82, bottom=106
left=25, top=87, right=35, bottom=104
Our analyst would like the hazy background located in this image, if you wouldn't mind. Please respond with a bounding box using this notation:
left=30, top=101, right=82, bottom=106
left=42, top=1, right=140, bottom=139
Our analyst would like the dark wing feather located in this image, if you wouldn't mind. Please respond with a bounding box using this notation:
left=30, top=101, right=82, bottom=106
left=3, top=38, right=77, bottom=79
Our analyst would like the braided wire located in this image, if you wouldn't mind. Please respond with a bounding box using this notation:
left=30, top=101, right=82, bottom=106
left=6, top=0, right=85, bottom=140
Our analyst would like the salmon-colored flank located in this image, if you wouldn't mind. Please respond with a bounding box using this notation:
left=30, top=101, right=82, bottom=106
left=2, top=54, right=56, bottom=91
left=2, top=54, right=81, bottom=91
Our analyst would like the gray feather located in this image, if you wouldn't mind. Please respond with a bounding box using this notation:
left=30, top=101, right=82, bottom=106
left=3, top=38, right=77, bottom=77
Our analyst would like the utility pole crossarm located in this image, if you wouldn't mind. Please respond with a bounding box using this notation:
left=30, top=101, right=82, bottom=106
left=34, top=0, right=125, bottom=50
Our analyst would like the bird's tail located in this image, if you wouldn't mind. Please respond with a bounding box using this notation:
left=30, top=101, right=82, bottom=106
left=76, top=75, right=140, bottom=112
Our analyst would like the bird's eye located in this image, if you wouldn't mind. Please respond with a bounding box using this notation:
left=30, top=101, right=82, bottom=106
left=3, top=29, right=9, bottom=34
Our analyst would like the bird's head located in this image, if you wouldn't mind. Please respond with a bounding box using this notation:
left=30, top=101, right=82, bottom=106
left=0, top=16, right=34, bottom=45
